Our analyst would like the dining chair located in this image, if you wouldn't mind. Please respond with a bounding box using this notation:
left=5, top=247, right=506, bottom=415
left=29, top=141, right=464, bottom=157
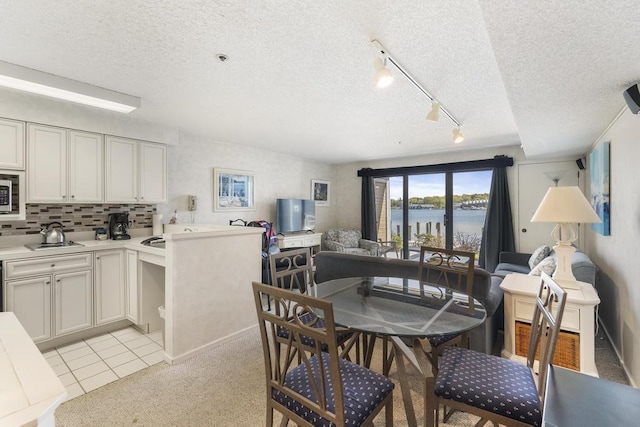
left=269, top=248, right=353, bottom=356
left=416, top=246, right=476, bottom=375
left=252, top=282, right=395, bottom=426
left=426, top=272, right=567, bottom=427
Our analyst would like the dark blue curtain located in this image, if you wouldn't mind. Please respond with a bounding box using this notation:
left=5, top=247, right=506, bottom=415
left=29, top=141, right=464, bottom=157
left=361, top=171, right=376, bottom=240
left=479, top=166, right=515, bottom=271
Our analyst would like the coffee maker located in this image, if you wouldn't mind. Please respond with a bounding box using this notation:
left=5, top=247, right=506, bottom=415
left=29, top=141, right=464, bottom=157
left=109, top=212, right=131, bottom=240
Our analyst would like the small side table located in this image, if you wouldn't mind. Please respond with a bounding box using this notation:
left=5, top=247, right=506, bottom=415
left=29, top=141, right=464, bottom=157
left=500, top=273, right=600, bottom=376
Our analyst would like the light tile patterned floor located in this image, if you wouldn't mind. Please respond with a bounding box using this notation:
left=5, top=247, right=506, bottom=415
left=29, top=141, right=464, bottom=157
left=41, top=327, right=164, bottom=402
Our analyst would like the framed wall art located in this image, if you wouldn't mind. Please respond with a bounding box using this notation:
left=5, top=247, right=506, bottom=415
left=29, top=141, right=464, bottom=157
left=311, top=179, right=330, bottom=206
left=589, top=141, right=610, bottom=236
left=214, top=168, right=255, bottom=211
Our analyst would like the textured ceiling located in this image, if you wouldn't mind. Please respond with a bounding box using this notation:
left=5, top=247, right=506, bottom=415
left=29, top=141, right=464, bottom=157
left=0, top=1, right=638, bottom=164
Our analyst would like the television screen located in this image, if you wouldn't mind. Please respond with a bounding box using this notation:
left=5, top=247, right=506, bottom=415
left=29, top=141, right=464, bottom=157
left=276, top=199, right=316, bottom=234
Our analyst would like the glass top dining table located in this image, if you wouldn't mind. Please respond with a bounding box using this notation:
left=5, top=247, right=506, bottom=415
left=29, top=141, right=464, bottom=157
left=311, top=276, right=486, bottom=338
left=311, top=275, right=487, bottom=427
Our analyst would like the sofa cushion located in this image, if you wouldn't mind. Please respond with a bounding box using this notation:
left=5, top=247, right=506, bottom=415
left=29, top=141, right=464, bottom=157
left=529, top=255, right=556, bottom=276
left=494, top=262, right=531, bottom=276
left=528, top=244, right=551, bottom=269
left=337, top=229, right=360, bottom=248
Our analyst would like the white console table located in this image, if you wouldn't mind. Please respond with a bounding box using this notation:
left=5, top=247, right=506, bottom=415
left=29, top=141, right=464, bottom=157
left=276, top=232, right=322, bottom=254
left=500, top=273, right=600, bottom=377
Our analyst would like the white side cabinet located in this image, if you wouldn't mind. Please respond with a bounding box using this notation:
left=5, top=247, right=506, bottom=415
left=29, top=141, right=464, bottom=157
left=276, top=233, right=322, bottom=254
left=27, top=124, right=103, bottom=203
left=500, top=273, right=600, bottom=376
left=94, top=249, right=126, bottom=325
left=4, top=253, right=94, bottom=342
left=105, top=136, right=166, bottom=204
left=0, top=118, right=25, bottom=170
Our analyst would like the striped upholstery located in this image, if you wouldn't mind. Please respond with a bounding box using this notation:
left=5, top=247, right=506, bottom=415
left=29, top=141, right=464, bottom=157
left=273, top=352, right=394, bottom=426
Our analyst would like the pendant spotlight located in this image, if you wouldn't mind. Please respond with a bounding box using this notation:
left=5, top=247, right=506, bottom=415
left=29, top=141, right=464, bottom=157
left=373, top=56, right=394, bottom=88
left=453, top=127, right=465, bottom=144
left=371, top=39, right=463, bottom=144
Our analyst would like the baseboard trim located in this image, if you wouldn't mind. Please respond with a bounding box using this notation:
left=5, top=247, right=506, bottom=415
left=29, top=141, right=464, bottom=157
left=164, top=324, right=259, bottom=365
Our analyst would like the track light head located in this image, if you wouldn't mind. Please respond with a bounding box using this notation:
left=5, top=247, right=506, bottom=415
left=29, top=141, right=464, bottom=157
left=453, top=127, right=464, bottom=144
left=426, top=101, right=440, bottom=122
left=373, top=57, right=394, bottom=88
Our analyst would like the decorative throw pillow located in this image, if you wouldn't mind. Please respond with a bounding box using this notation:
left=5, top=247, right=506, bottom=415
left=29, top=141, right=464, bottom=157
left=528, top=244, right=551, bottom=269
left=529, top=256, right=556, bottom=276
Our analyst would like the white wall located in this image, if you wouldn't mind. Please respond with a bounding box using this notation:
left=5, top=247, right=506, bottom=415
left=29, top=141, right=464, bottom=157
left=586, top=107, right=640, bottom=386
left=157, top=130, right=336, bottom=231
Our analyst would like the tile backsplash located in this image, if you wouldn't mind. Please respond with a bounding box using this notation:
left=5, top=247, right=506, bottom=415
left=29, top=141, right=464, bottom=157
left=0, top=204, right=155, bottom=236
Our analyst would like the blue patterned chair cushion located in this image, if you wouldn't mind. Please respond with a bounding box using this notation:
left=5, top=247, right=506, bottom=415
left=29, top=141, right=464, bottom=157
left=435, top=346, right=542, bottom=426
left=277, top=312, right=351, bottom=348
left=272, top=352, right=394, bottom=426
left=428, top=333, right=459, bottom=348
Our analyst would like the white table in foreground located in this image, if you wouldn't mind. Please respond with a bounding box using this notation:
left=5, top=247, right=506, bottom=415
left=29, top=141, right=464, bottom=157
left=0, top=312, right=67, bottom=427
left=500, top=273, right=600, bottom=376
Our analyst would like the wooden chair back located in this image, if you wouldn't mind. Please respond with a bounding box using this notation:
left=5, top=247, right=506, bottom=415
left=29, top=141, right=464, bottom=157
left=269, top=247, right=314, bottom=294
left=417, top=246, right=475, bottom=297
left=251, top=282, right=347, bottom=426
left=527, top=272, right=568, bottom=403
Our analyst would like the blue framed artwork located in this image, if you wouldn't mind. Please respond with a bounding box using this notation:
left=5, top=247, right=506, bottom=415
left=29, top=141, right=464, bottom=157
left=590, top=141, right=610, bottom=235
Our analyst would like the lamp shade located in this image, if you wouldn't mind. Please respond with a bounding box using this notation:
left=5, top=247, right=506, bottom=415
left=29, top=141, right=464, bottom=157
left=531, top=186, right=602, bottom=224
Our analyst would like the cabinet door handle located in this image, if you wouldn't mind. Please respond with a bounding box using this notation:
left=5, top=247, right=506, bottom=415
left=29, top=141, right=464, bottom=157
left=62, top=195, right=66, bottom=198
left=71, top=195, right=75, bottom=198
left=56, top=279, right=60, bottom=283
left=51, top=264, right=55, bottom=267
left=45, top=281, right=50, bottom=285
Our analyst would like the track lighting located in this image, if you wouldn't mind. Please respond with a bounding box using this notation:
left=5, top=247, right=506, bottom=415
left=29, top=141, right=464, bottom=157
left=371, top=39, right=464, bottom=144
left=426, top=100, right=440, bottom=122
left=373, top=57, right=394, bottom=88
left=453, top=127, right=464, bottom=144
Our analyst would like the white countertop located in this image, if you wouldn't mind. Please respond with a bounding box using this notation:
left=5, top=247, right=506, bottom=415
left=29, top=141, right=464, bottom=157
left=0, top=312, right=67, bottom=426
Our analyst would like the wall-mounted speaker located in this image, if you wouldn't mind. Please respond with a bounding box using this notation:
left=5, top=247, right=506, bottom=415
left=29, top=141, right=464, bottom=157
left=576, top=158, right=586, bottom=170
left=623, top=83, right=640, bottom=114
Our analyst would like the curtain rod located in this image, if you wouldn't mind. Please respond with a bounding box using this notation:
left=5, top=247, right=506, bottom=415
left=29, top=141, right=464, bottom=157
left=357, top=155, right=514, bottom=178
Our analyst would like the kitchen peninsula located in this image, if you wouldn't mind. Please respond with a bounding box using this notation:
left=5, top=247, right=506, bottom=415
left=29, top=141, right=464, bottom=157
left=0, top=225, right=263, bottom=363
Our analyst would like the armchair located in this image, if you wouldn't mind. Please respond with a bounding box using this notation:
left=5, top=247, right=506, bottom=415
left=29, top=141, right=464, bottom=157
left=322, top=228, right=380, bottom=256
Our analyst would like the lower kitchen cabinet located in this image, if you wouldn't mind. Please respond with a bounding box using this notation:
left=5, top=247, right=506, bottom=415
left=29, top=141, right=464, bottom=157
left=5, top=276, right=52, bottom=342
left=94, top=249, right=126, bottom=325
left=125, top=249, right=139, bottom=323
left=54, top=270, right=93, bottom=336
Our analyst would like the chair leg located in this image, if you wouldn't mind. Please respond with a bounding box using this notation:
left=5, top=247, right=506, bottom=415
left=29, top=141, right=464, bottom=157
left=266, top=405, right=273, bottom=426
left=385, top=395, right=393, bottom=426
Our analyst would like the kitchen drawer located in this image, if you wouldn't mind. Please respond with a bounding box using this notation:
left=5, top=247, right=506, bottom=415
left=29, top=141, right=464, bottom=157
left=281, top=237, right=305, bottom=248
left=514, top=297, right=580, bottom=331
left=5, top=253, right=93, bottom=279
left=302, top=234, right=321, bottom=246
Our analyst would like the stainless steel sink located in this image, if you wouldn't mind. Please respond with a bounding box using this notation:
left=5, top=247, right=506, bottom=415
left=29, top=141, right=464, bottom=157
left=25, top=241, right=85, bottom=251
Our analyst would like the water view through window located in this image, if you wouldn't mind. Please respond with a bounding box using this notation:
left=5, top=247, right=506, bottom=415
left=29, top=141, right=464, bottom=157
left=380, top=170, right=492, bottom=258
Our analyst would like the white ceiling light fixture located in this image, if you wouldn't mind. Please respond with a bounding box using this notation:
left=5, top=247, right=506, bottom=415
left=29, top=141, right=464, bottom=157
left=371, top=39, right=463, bottom=143
left=453, top=127, right=464, bottom=144
left=373, top=56, right=394, bottom=88
left=0, top=61, right=140, bottom=113
left=426, top=100, right=440, bottom=122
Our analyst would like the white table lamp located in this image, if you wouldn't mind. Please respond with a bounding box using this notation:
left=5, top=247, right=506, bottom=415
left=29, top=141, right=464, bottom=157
left=531, top=186, right=601, bottom=289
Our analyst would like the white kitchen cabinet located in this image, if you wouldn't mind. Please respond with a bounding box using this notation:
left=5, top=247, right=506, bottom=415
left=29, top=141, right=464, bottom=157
left=5, top=276, right=52, bottom=342
left=139, top=142, right=167, bottom=203
left=27, top=124, right=103, bottom=203
left=105, top=136, right=166, bottom=204
left=4, top=253, right=95, bottom=342
left=68, top=130, right=103, bottom=202
left=54, top=270, right=93, bottom=336
left=94, top=249, right=126, bottom=325
left=27, top=124, right=66, bottom=203
left=125, top=249, right=139, bottom=323
left=0, top=118, right=25, bottom=170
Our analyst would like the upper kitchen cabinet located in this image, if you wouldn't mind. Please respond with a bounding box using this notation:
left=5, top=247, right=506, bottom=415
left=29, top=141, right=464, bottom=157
left=105, top=136, right=166, bottom=204
left=0, top=118, right=25, bottom=170
left=27, top=124, right=103, bottom=203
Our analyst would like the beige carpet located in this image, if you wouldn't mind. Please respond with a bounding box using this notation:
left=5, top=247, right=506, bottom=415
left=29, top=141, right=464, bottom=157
left=56, top=327, right=482, bottom=426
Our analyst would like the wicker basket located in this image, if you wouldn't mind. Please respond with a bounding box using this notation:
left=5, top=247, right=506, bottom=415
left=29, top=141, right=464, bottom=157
left=515, top=321, right=580, bottom=371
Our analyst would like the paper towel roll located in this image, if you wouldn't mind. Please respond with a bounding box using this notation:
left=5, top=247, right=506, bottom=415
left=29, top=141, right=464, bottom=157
left=152, top=214, right=163, bottom=236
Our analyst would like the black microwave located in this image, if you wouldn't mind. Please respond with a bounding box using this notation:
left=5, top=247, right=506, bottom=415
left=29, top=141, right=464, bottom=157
left=0, top=179, right=11, bottom=213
